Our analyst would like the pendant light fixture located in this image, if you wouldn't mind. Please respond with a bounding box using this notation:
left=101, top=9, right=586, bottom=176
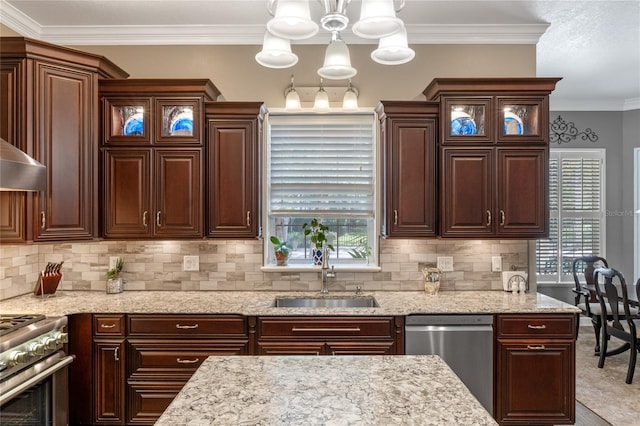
left=371, top=25, right=415, bottom=65
left=313, top=78, right=330, bottom=112
left=257, top=0, right=412, bottom=77
left=255, top=31, right=299, bottom=68
left=284, top=75, right=301, bottom=110
left=342, top=80, right=359, bottom=110
left=317, top=32, right=357, bottom=80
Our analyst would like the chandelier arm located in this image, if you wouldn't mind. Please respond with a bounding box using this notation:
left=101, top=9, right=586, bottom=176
left=318, top=0, right=351, bottom=15
left=267, top=0, right=277, bottom=17
left=395, top=0, right=405, bottom=13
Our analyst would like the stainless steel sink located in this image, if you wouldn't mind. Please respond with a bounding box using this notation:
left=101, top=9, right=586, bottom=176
left=273, top=296, right=379, bottom=308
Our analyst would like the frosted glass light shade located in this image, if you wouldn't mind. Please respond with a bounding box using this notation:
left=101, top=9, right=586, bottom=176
left=317, top=38, right=357, bottom=80
left=285, top=88, right=301, bottom=110
left=371, top=26, right=415, bottom=65
left=342, top=89, right=358, bottom=110
left=314, top=88, right=330, bottom=112
left=267, top=0, right=319, bottom=40
left=352, top=0, right=403, bottom=39
left=255, top=31, right=298, bottom=68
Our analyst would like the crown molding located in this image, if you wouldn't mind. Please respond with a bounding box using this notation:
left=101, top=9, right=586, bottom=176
left=0, top=0, right=41, bottom=38
left=623, top=97, right=640, bottom=111
left=550, top=97, right=640, bottom=112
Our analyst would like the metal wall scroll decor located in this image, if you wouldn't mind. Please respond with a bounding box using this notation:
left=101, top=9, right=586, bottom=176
left=549, top=115, right=599, bottom=145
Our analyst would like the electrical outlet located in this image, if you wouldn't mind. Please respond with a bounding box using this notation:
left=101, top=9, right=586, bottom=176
left=183, top=255, right=199, bottom=272
left=492, top=256, right=503, bottom=272
left=109, top=256, right=120, bottom=270
left=437, top=256, right=454, bottom=272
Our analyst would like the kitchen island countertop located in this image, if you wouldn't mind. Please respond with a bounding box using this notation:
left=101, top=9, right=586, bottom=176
left=155, top=355, right=497, bottom=426
left=0, top=290, right=580, bottom=316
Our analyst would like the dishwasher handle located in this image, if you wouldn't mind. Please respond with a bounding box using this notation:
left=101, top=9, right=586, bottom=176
left=405, top=324, right=493, bottom=333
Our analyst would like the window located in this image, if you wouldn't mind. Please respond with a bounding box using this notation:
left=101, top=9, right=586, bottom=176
left=635, top=148, right=640, bottom=279
left=264, top=112, right=377, bottom=267
left=536, top=149, right=605, bottom=283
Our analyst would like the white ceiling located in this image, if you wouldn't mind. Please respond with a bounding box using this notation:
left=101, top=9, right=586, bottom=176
left=1, top=0, right=638, bottom=111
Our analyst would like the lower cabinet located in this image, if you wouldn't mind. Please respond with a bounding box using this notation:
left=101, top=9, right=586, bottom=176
left=256, top=316, right=403, bottom=355
left=494, top=314, right=576, bottom=425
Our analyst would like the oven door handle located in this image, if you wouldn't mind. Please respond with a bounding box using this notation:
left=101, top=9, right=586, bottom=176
left=0, top=354, right=75, bottom=405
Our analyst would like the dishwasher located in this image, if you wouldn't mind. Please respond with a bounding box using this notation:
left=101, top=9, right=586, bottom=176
left=405, top=315, right=493, bottom=415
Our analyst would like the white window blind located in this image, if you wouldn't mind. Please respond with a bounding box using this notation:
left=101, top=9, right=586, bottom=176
left=268, top=113, right=375, bottom=218
left=536, top=149, right=605, bottom=282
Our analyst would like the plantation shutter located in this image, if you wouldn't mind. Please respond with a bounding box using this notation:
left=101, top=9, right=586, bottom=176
left=536, top=150, right=605, bottom=281
left=268, top=113, right=375, bottom=218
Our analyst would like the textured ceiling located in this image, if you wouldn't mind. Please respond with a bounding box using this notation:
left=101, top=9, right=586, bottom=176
left=1, top=0, right=638, bottom=111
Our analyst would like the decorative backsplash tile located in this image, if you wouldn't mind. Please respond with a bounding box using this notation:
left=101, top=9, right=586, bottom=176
left=0, top=239, right=528, bottom=300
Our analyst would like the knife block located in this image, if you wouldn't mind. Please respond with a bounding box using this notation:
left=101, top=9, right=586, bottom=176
left=33, top=272, right=63, bottom=296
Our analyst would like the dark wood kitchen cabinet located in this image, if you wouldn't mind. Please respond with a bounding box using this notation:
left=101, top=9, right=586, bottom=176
left=376, top=101, right=439, bottom=238
left=0, top=37, right=128, bottom=242
left=93, top=315, right=127, bottom=425
left=255, top=316, right=404, bottom=355
left=100, top=79, right=219, bottom=238
left=494, top=314, right=576, bottom=425
left=205, top=102, right=266, bottom=238
left=424, top=78, right=560, bottom=239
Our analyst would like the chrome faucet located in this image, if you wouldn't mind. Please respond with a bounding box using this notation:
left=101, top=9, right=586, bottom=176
left=320, top=247, right=336, bottom=294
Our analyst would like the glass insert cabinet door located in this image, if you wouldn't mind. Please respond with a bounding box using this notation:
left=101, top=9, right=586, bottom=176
left=105, top=99, right=151, bottom=144
left=442, top=97, right=492, bottom=144
left=497, top=97, right=546, bottom=143
left=155, top=99, right=201, bottom=144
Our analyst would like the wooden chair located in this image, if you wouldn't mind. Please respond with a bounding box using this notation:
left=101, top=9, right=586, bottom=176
left=571, top=255, right=608, bottom=353
left=593, top=267, right=640, bottom=384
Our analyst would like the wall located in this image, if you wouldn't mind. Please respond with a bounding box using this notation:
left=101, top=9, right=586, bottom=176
left=0, top=239, right=528, bottom=300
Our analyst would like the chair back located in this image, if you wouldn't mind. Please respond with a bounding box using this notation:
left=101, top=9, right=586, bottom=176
left=593, top=267, right=636, bottom=335
left=571, top=255, right=608, bottom=306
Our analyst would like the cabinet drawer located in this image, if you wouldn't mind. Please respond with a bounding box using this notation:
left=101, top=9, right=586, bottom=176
left=496, top=314, right=575, bottom=339
left=257, top=317, right=395, bottom=339
left=127, top=381, right=184, bottom=425
left=94, top=314, right=125, bottom=337
left=128, top=314, right=247, bottom=337
left=128, top=340, right=248, bottom=379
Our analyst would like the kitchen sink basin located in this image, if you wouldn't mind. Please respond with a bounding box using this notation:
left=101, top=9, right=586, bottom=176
left=273, top=296, right=379, bottom=308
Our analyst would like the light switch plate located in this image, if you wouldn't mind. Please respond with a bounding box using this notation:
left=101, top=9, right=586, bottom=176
left=183, top=255, right=199, bottom=272
left=492, top=256, right=503, bottom=272
left=437, top=256, right=454, bottom=272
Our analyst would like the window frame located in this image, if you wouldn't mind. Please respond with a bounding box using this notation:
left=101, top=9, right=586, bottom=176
left=261, top=110, right=380, bottom=271
left=536, top=148, right=606, bottom=284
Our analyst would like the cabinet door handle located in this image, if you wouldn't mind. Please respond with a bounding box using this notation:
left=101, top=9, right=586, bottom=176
left=486, top=210, right=492, bottom=226
left=500, top=210, right=505, bottom=226
left=291, top=327, right=361, bottom=333
left=527, top=345, right=546, bottom=350
left=394, top=209, right=398, bottom=225
left=156, top=211, right=161, bottom=227
left=177, top=358, right=200, bottom=364
left=40, top=211, right=46, bottom=229
left=100, top=323, right=117, bottom=329
left=114, top=347, right=120, bottom=361
left=527, top=324, right=547, bottom=329
left=175, top=323, right=199, bottom=329
left=142, top=211, right=148, bottom=227
left=246, top=211, right=251, bottom=226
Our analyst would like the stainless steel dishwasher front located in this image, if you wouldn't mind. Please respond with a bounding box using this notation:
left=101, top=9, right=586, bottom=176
left=405, top=314, right=493, bottom=415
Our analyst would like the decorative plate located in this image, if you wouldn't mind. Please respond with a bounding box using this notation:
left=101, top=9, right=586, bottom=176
left=504, top=112, right=524, bottom=135
left=170, top=112, right=193, bottom=136
left=123, top=113, right=144, bottom=136
left=450, top=112, right=477, bottom=135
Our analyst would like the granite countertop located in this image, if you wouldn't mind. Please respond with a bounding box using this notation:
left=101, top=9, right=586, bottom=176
left=155, top=355, right=497, bottom=426
left=0, top=290, right=580, bottom=316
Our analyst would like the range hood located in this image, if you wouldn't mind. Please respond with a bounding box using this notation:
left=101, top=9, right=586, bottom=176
left=0, top=138, right=46, bottom=191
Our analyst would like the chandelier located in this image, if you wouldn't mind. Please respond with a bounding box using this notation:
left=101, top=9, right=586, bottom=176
left=255, top=0, right=414, bottom=80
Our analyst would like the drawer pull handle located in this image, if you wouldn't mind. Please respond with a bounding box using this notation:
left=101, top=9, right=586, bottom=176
left=177, top=358, right=200, bottom=364
left=114, top=347, right=120, bottom=361
left=246, top=211, right=251, bottom=226
left=393, top=209, right=398, bottom=225
left=156, top=211, right=162, bottom=227
left=100, top=323, right=117, bottom=329
left=175, top=324, right=199, bottom=329
left=527, top=324, right=547, bottom=329
left=500, top=209, right=505, bottom=226
left=486, top=210, right=492, bottom=226
left=40, top=211, right=46, bottom=229
left=527, top=345, right=546, bottom=350
left=291, top=327, right=361, bottom=332
left=142, top=211, right=148, bottom=227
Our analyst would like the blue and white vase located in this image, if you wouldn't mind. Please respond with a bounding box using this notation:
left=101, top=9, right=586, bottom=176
left=312, top=248, right=323, bottom=266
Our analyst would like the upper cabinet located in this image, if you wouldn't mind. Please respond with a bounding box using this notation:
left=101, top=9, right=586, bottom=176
left=205, top=102, right=266, bottom=239
left=376, top=102, right=439, bottom=238
left=0, top=37, right=128, bottom=243
left=424, top=78, right=560, bottom=239
left=100, top=79, right=220, bottom=239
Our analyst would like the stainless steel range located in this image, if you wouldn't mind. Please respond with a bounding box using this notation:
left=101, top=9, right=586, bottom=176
left=0, top=314, right=74, bottom=425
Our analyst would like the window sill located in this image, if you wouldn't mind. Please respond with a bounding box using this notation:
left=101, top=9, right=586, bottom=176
left=261, top=265, right=382, bottom=273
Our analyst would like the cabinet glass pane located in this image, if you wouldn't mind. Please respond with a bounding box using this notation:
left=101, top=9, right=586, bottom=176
left=111, top=105, right=145, bottom=137
left=502, top=104, right=540, bottom=136
left=161, top=105, right=194, bottom=137
left=450, top=104, right=486, bottom=136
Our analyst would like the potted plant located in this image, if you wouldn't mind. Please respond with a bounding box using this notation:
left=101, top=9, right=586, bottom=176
left=106, top=257, right=124, bottom=294
left=302, top=218, right=334, bottom=265
left=270, top=236, right=290, bottom=266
